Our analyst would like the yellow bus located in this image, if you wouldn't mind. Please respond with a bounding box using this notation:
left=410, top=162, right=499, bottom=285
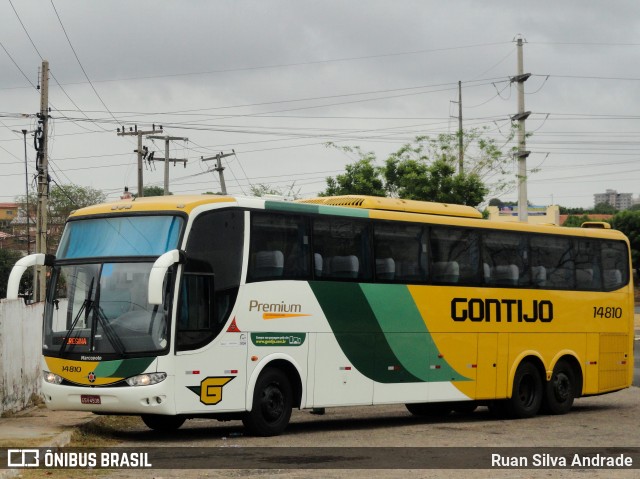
left=7, top=194, right=634, bottom=436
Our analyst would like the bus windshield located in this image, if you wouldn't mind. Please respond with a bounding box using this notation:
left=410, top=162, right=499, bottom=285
left=57, top=215, right=183, bottom=259
left=44, top=262, right=171, bottom=357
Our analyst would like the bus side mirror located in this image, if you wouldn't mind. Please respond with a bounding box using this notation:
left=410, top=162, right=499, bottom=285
left=6, top=253, right=55, bottom=300
left=148, top=249, right=185, bottom=305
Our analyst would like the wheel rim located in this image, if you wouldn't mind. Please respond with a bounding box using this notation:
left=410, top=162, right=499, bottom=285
left=518, top=374, right=536, bottom=407
left=553, top=372, right=571, bottom=402
left=261, top=383, right=285, bottom=423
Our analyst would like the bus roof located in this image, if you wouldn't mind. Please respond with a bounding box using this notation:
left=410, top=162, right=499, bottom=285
left=68, top=195, right=237, bottom=217
left=67, top=194, right=628, bottom=242
left=297, top=195, right=483, bottom=219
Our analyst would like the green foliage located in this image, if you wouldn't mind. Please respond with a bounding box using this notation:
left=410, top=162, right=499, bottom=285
left=611, top=210, right=640, bottom=269
left=321, top=128, right=506, bottom=206
left=559, top=206, right=586, bottom=215
left=593, top=202, right=618, bottom=214
left=142, top=186, right=168, bottom=197
left=0, top=248, right=26, bottom=298
left=562, top=215, right=594, bottom=228
left=320, top=152, right=385, bottom=197
left=16, top=185, right=106, bottom=222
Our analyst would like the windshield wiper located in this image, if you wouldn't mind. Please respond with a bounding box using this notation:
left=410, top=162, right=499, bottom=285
left=95, top=305, right=126, bottom=356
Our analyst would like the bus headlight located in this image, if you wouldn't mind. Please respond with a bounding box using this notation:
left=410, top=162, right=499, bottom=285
left=44, top=371, right=63, bottom=385
left=126, top=372, right=167, bottom=387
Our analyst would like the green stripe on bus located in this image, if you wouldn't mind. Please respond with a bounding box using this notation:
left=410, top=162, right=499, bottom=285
left=359, top=283, right=468, bottom=382
left=309, top=282, right=421, bottom=383
left=94, top=357, right=154, bottom=378
left=264, top=201, right=369, bottom=218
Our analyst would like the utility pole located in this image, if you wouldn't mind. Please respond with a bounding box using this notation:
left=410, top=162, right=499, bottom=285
left=147, top=135, right=188, bottom=195
left=117, top=124, right=163, bottom=197
left=202, top=151, right=234, bottom=195
left=34, top=60, right=49, bottom=302
left=458, top=80, right=463, bottom=174
left=511, top=36, right=531, bottom=222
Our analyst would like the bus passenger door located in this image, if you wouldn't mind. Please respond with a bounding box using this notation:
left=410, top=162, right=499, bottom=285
left=173, top=273, right=248, bottom=414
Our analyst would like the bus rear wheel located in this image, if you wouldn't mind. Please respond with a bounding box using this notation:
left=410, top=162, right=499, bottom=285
left=506, top=361, right=542, bottom=419
left=243, top=368, right=292, bottom=436
left=141, top=414, right=185, bottom=431
left=544, top=359, right=577, bottom=415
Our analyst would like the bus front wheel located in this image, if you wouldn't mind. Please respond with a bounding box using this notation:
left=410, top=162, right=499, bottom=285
left=544, top=359, right=577, bottom=415
left=243, top=368, right=292, bottom=436
left=507, top=361, right=542, bottom=419
left=141, top=414, right=185, bottom=431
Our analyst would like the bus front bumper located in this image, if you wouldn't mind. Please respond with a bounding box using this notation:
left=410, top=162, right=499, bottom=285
left=41, top=376, right=176, bottom=416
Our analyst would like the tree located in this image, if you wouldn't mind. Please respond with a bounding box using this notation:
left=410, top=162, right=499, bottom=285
left=0, top=248, right=28, bottom=298
left=562, top=214, right=593, bottom=228
left=321, top=128, right=509, bottom=206
left=16, top=185, right=106, bottom=223
left=250, top=182, right=302, bottom=199
left=15, top=184, right=106, bottom=255
left=611, top=210, right=640, bottom=271
left=142, top=186, right=169, bottom=197
left=593, top=202, right=617, bottom=214
left=320, top=153, right=385, bottom=197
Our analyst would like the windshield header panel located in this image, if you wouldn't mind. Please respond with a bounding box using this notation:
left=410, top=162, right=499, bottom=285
left=57, top=214, right=184, bottom=260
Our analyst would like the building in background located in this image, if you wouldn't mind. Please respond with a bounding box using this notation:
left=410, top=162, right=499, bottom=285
left=487, top=205, right=560, bottom=225
left=594, top=189, right=633, bottom=211
left=0, top=203, right=18, bottom=228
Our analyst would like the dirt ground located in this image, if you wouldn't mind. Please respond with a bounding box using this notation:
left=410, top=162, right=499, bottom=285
left=17, top=385, right=639, bottom=479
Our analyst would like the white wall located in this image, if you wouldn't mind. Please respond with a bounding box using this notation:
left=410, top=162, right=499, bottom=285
left=0, top=299, right=43, bottom=414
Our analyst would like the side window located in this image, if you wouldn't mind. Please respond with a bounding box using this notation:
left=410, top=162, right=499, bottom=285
left=530, top=236, right=574, bottom=289
left=574, top=239, right=602, bottom=290
left=179, top=209, right=244, bottom=351
left=601, top=241, right=629, bottom=291
left=374, top=222, right=427, bottom=282
left=313, top=217, right=371, bottom=281
left=177, top=273, right=214, bottom=351
left=482, top=231, right=528, bottom=287
left=248, top=213, right=310, bottom=281
left=430, top=227, right=480, bottom=285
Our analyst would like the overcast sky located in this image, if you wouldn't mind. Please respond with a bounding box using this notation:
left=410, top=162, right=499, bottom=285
left=2, top=0, right=640, bottom=208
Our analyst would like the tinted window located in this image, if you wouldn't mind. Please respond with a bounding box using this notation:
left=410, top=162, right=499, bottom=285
left=430, top=227, right=480, bottom=284
left=374, top=222, right=427, bottom=282
left=574, top=239, right=602, bottom=290
left=601, top=241, right=628, bottom=290
left=482, top=231, right=528, bottom=287
left=179, top=210, right=243, bottom=350
left=248, top=213, right=310, bottom=281
left=313, top=217, right=371, bottom=281
left=530, top=236, right=574, bottom=289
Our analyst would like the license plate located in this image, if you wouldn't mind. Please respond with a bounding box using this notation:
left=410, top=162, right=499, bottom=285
left=81, top=395, right=101, bottom=405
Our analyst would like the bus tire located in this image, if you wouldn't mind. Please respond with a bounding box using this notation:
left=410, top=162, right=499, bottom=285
left=544, top=359, right=576, bottom=415
left=405, top=402, right=451, bottom=417
left=243, top=367, right=292, bottom=436
left=141, top=414, right=185, bottom=431
left=506, top=361, right=542, bottom=419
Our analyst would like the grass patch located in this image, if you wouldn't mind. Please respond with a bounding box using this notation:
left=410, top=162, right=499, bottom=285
left=71, top=415, right=144, bottom=447
left=8, top=416, right=144, bottom=479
